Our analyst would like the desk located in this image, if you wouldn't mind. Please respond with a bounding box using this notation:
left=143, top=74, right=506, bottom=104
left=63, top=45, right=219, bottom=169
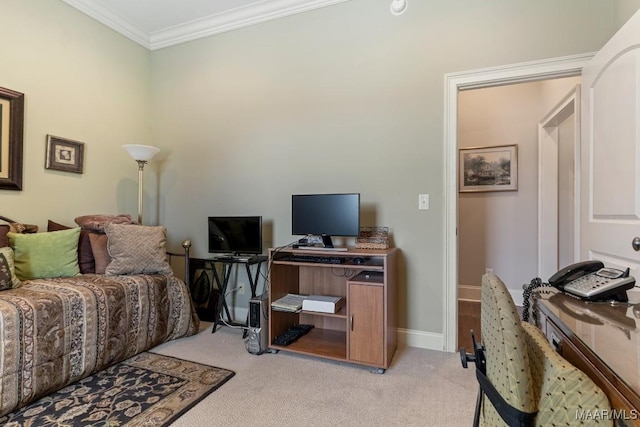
left=535, top=290, right=640, bottom=425
left=205, top=255, right=268, bottom=334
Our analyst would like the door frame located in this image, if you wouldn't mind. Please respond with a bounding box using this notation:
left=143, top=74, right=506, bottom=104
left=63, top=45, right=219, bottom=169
left=538, top=85, right=581, bottom=280
left=442, top=53, right=593, bottom=352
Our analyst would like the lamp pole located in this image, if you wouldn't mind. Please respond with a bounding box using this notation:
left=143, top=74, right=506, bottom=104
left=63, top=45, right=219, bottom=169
left=122, top=144, right=160, bottom=225
left=136, top=159, right=147, bottom=225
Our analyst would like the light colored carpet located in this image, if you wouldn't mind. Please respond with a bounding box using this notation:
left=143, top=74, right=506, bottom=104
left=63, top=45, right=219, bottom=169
left=152, top=322, right=477, bottom=426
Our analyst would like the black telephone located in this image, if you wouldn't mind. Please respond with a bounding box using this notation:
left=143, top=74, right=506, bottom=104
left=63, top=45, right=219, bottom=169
left=548, top=260, right=636, bottom=302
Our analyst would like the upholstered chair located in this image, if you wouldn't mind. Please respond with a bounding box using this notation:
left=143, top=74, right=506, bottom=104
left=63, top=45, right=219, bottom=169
left=522, top=321, right=611, bottom=426
left=479, top=273, right=613, bottom=426
left=480, top=273, right=536, bottom=425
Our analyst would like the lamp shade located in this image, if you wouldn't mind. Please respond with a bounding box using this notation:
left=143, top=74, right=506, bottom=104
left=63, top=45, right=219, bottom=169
left=122, top=144, right=160, bottom=161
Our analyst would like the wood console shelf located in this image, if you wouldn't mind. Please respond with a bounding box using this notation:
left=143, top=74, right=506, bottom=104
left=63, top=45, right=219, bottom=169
left=268, top=247, right=397, bottom=372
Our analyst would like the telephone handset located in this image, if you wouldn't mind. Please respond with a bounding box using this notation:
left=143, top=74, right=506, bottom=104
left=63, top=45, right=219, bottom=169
left=549, top=260, right=636, bottom=302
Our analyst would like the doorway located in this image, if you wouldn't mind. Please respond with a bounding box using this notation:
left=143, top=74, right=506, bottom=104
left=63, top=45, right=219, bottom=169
left=443, top=54, right=593, bottom=352
left=455, top=79, right=580, bottom=352
left=538, top=85, right=580, bottom=280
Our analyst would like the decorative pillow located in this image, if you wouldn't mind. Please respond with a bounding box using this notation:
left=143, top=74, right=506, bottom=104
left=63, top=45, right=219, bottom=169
left=48, top=220, right=96, bottom=274
left=8, top=228, right=81, bottom=280
left=74, top=214, right=137, bottom=232
left=0, top=225, right=9, bottom=248
left=9, top=223, right=39, bottom=233
left=104, top=224, right=172, bottom=276
left=0, top=247, right=21, bottom=290
left=89, top=233, right=111, bottom=274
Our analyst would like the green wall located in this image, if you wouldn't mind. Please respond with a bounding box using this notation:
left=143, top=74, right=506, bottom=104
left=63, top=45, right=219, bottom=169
left=2, top=0, right=636, bottom=348
left=150, top=0, right=619, bottom=344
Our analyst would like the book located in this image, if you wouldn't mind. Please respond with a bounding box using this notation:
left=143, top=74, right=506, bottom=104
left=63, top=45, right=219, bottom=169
left=302, top=295, right=343, bottom=313
left=271, top=294, right=307, bottom=313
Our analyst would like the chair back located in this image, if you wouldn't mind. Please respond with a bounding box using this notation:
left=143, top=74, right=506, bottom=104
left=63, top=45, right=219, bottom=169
left=522, top=321, right=612, bottom=426
left=481, top=273, right=536, bottom=425
left=481, top=273, right=613, bottom=426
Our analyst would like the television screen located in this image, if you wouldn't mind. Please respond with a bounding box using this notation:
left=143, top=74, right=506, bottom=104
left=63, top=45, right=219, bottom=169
left=208, top=216, right=263, bottom=254
left=291, top=193, right=360, bottom=242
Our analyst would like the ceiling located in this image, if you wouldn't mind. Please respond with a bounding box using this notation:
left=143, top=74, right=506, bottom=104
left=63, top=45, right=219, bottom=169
left=61, top=0, right=351, bottom=51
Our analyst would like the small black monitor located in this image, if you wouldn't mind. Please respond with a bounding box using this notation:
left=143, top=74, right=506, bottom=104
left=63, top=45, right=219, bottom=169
left=208, top=216, right=263, bottom=255
left=291, top=193, right=360, bottom=248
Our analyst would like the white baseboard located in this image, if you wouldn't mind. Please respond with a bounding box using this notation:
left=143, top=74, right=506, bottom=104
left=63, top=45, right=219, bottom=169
left=235, top=304, right=527, bottom=353
left=457, top=284, right=480, bottom=301
left=398, top=328, right=445, bottom=351
left=510, top=289, right=524, bottom=307
left=231, top=303, right=449, bottom=352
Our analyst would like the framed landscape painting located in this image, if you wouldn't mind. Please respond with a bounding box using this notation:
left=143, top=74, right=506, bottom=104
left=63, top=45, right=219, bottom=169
left=459, top=144, right=518, bottom=192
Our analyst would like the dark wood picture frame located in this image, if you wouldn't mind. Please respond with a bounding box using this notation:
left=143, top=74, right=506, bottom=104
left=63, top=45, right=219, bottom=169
left=45, top=135, right=85, bottom=174
left=459, top=144, right=518, bottom=192
left=0, top=87, right=25, bottom=191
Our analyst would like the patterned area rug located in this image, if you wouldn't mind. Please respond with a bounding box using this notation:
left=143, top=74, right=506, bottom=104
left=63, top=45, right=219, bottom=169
left=0, top=352, right=235, bottom=426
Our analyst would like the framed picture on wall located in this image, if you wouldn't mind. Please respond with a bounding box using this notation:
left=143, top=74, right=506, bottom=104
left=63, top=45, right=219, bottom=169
left=0, top=86, right=25, bottom=191
left=459, top=144, right=518, bottom=192
left=45, top=135, right=85, bottom=174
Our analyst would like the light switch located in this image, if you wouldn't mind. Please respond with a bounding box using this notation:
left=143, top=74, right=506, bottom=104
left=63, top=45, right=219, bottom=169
left=419, top=194, right=429, bottom=210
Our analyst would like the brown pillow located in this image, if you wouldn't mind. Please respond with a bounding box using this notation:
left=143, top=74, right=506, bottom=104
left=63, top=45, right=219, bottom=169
left=104, top=223, right=172, bottom=276
left=74, top=214, right=136, bottom=232
left=0, top=225, right=9, bottom=248
left=48, top=220, right=96, bottom=274
left=88, top=233, right=110, bottom=274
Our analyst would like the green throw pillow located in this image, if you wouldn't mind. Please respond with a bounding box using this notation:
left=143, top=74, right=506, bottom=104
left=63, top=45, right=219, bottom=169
left=8, top=228, right=81, bottom=280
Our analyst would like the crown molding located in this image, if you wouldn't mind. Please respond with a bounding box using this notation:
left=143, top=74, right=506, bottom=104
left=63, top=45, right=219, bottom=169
left=61, top=0, right=351, bottom=51
left=61, top=0, right=151, bottom=48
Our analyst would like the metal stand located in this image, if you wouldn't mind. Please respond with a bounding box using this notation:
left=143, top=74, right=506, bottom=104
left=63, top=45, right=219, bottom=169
left=206, top=255, right=268, bottom=336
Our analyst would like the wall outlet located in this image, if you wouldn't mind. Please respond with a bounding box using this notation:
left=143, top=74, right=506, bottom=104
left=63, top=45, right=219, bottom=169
left=238, top=283, right=246, bottom=295
left=418, top=194, right=430, bottom=210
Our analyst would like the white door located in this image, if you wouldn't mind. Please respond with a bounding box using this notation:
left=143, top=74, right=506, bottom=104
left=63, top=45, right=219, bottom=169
left=581, top=9, right=640, bottom=298
left=538, top=85, right=580, bottom=280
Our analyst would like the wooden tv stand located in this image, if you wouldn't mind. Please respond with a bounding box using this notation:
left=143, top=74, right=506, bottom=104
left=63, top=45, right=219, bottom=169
left=268, top=247, right=397, bottom=373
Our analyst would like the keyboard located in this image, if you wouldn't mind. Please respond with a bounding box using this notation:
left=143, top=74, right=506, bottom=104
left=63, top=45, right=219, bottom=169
left=214, top=255, right=256, bottom=262
left=287, top=255, right=344, bottom=264
left=272, top=324, right=314, bottom=346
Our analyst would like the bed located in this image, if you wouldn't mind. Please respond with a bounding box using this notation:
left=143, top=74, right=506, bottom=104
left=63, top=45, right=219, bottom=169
left=0, top=215, right=199, bottom=416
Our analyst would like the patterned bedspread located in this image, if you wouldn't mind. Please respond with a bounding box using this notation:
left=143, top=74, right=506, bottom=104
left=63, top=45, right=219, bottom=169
left=0, top=274, right=199, bottom=416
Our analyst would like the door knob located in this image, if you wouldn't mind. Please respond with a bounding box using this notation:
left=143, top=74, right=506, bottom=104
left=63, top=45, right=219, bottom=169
left=633, top=237, right=640, bottom=251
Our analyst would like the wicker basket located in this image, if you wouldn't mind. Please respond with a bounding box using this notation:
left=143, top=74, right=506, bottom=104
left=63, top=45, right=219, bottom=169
left=355, top=226, right=390, bottom=249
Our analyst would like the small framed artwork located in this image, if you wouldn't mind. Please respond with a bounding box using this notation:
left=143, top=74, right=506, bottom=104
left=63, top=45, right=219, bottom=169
left=45, top=135, right=85, bottom=174
left=459, top=144, right=518, bottom=192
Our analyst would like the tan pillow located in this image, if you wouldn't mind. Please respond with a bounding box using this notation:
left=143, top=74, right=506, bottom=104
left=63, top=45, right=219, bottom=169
left=104, top=224, right=172, bottom=276
left=89, top=233, right=110, bottom=274
left=9, top=223, right=39, bottom=234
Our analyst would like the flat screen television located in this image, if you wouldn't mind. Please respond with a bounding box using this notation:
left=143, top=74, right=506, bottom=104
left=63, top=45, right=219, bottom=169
left=291, top=193, right=360, bottom=248
left=208, top=216, right=263, bottom=255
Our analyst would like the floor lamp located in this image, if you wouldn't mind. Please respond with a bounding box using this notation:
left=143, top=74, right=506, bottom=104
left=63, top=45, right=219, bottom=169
left=122, top=144, right=160, bottom=225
